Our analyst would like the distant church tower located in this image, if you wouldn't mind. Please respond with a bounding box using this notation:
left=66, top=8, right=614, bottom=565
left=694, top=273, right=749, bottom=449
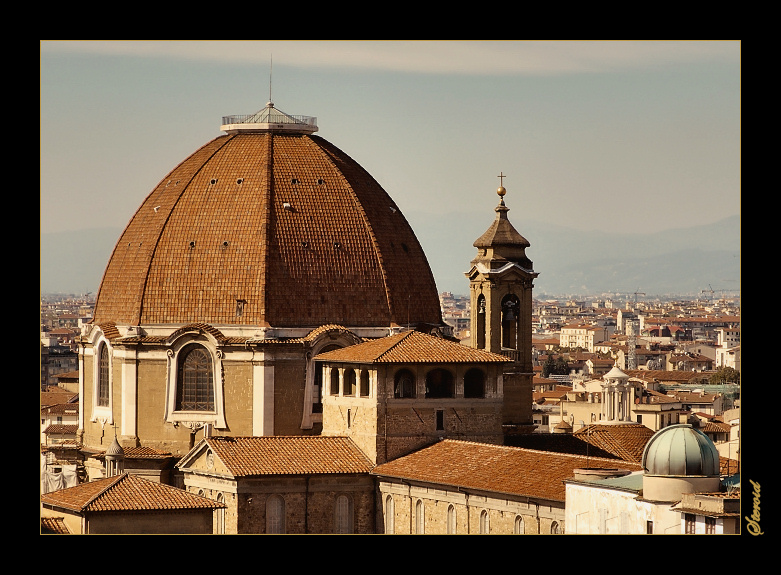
left=466, top=176, right=538, bottom=430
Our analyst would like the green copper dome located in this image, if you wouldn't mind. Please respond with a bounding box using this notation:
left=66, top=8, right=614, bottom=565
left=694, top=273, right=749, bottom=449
left=642, top=424, right=719, bottom=477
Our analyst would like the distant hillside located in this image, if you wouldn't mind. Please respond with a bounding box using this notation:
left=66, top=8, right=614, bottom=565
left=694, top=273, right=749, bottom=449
left=408, top=213, right=740, bottom=298
left=40, top=215, right=740, bottom=298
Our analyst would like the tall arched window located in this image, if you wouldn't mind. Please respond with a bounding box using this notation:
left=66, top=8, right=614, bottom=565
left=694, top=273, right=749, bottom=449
left=176, top=344, right=214, bottom=411
left=476, top=294, right=486, bottom=349
left=216, top=493, right=225, bottom=534
left=514, top=515, right=524, bottom=534
left=415, top=499, right=425, bottom=534
left=394, top=368, right=416, bottom=398
left=447, top=504, right=457, bottom=534
left=314, top=344, right=341, bottom=412
left=335, top=494, right=354, bottom=534
left=266, top=495, right=286, bottom=534
left=479, top=509, right=490, bottom=534
left=385, top=495, right=395, bottom=534
left=425, top=368, right=454, bottom=398
left=501, top=294, right=520, bottom=350
left=344, top=369, right=356, bottom=396
left=97, top=343, right=110, bottom=407
left=330, top=368, right=340, bottom=395
left=464, top=368, right=485, bottom=398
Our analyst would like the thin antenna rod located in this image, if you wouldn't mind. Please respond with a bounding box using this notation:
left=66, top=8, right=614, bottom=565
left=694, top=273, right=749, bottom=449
left=268, top=54, right=273, bottom=104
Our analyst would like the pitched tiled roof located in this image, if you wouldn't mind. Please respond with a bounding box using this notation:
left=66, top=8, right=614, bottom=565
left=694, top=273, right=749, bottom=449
left=42, top=402, right=79, bottom=415
left=199, top=436, right=374, bottom=477
left=44, top=424, right=78, bottom=435
left=93, top=131, right=442, bottom=329
left=572, top=423, right=655, bottom=464
left=40, top=473, right=224, bottom=512
left=504, top=433, right=619, bottom=460
left=94, top=445, right=173, bottom=461
left=371, top=439, right=641, bottom=502
left=41, top=389, right=78, bottom=408
left=40, top=516, right=71, bottom=534
left=314, top=330, right=511, bottom=364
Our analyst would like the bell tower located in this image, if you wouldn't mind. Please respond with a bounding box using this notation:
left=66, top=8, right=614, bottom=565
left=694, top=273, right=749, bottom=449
left=466, top=175, right=537, bottom=428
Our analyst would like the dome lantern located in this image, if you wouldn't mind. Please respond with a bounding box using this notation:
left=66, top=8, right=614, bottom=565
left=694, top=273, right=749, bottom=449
left=221, top=101, right=318, bottom=134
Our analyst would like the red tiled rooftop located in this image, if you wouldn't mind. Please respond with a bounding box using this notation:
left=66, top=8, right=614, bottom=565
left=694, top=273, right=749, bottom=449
left=314, top=330, right=511, bottom=364
left=572, top=423, right=655, bottom=464
left=196, top=435, right=374, bottom=477
left=372, top=439, right=642, bottom=502
left=40, top=473, right=224, bottom=512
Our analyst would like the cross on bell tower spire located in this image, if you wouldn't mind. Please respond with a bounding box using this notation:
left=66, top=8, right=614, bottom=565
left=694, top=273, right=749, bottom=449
left=497, top=172, right=507, bottom=205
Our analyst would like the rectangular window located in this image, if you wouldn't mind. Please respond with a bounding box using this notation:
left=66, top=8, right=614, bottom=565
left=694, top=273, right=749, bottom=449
left=646, top=520, right=653, bottom=534
left=436, top=409, right=444, bottom=431
left=705, top=516, right=716, bottom=534
left=685, top=514, right=696, bottom=534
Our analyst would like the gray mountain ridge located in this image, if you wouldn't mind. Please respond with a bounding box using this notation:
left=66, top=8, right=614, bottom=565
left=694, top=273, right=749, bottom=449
left=40, top=215, right=740, bottom=298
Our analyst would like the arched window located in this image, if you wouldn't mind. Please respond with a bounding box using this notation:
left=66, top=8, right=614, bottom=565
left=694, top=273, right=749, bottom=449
left=501, top=294, right=520, bottom=350
left=176, top=344, right=214, bottom=411
left=415, top=499, right=425, bottom=534
left=551, top=521, right=561, bottom=534
left=447, top=504, right=457, bottom=534
left=514, top=515, right=524, bottom=534
left=314, top=344, right=341, bottom=412
left=425, top=368, right=454, bottom=398
left=394, top=369, right=416, bottom=398
left=216, top=493, right=225, bottom=534
left=479, top=509, right=490, bottom=534
left=344, top=369, right=356, bottom=396
left=266, top=495, right=286, bottom=534
left=360, top=370, right=370, bottom=397
left=330, top=368, right=340, bottom=395
left=335, top=494, right=354, bottom=534
left=464, top=368, right=485, bottom=398
left=476, top=294, right=486, bottom=349
left=97, top=343, right=110, bottom=407
left=385, top=495, right=395, bottom=534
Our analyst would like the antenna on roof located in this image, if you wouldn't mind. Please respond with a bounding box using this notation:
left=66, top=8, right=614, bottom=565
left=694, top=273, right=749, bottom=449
left=268, top=54, right=273, bottom=106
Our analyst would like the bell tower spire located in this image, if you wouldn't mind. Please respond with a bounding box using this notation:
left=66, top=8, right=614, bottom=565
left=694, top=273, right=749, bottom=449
left=466, top=176, right=538, bottom=429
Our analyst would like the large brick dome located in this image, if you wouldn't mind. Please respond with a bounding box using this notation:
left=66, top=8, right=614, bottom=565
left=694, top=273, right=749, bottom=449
left=93, top=103, right=442, bottom=329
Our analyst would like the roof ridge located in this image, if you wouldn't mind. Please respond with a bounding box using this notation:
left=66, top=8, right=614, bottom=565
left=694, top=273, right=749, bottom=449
left=375, top=330, right=416, bottom=361
left=83, top=473, right=126, bottom=510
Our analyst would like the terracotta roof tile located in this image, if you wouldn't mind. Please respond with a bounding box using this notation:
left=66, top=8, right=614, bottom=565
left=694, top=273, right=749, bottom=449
left=40, top=516, right=71, bottom=534
left=40, top=473, right=224, bottom=512
left=572, top=423, right=655, bottom=463
left=41, top=390, right=78, bottom=408
left=372, top=439, right=641, bottom=502
left=44, top=424, right=78, bottom=435
left=93, top=132, right=442, bottom=329
left=201, top=435, right=373, bottom=477
left=314, top=330, right=511, bottom=364
left=94, top=446, right=173, bottom=461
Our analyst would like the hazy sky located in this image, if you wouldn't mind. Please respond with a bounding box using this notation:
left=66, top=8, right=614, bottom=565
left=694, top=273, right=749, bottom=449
left=41, top=40, right=740, bottom=238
